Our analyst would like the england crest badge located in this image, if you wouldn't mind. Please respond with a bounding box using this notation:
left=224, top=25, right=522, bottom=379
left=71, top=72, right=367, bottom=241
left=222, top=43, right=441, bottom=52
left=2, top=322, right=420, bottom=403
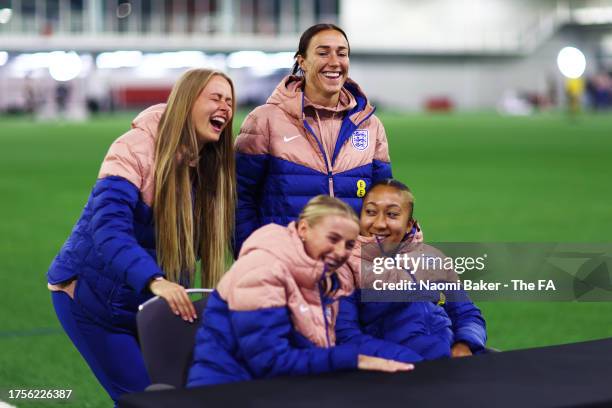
left=351, top=130, right=369, bottom=151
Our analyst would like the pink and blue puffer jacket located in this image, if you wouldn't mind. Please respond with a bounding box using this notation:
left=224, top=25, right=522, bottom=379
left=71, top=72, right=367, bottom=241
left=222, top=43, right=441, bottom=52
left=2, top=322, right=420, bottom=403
left=234, top=75, right=392, bottom=255
left=187, top=222, right=359, bottom=387
left=47, top=105, right=167, bottom=331
left=336, top=231, right=487, bottom=362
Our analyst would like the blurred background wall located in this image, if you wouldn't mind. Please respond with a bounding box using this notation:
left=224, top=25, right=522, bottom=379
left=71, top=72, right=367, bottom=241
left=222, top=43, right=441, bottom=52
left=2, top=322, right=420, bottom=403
left=0, top=0, right=611, bottom=116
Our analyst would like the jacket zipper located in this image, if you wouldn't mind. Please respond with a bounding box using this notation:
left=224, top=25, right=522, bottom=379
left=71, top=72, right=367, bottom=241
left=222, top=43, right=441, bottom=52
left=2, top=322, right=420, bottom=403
left=302, top=97, right=376, bottom=198
left=318, top=266, right=332, bottom=348
left=319, top=286, right=332, bottom=348
left=303, top=119, right=334, bottom=198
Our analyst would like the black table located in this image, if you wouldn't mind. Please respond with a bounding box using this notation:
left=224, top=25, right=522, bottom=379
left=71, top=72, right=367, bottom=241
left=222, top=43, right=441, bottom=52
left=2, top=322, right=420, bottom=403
left=119, top=337, right=612, bottom=408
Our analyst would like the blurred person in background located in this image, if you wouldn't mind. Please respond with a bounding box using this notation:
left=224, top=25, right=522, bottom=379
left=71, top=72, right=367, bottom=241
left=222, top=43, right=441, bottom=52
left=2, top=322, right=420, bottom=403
left=586, top=72, right=612, bottom=111
left=24, top=73, right=37, bottom=114
left=55, top=83, right=70, bottom=114
left=336, top=179, right=487, bottom=362
left=233, top=23, right=393, bottom=256
left=565, top=76, right=585, bottom=117
left=46, top=68, right=236, bottom=403
left=187, top=195, right=413, bottom=387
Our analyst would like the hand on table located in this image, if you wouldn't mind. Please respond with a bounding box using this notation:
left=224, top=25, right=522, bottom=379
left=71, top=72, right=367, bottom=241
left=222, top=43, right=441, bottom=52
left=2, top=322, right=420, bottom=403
left=451, top=342, right=473, bottom=358
left=358, top=355, right=414, bottom=373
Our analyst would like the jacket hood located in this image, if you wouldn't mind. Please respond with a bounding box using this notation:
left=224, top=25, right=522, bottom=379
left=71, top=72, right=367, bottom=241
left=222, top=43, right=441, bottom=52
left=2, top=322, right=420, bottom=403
left=239, top=222, right=353, bottom=294
left=266, top=75, right=372, bottom=121
left=131, top=103, right=166, bottom=137
left=239, top=222, right=315, bottom=267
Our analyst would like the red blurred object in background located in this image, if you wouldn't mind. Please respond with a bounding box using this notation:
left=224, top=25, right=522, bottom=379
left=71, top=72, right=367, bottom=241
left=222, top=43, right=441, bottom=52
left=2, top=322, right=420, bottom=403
left=114, top=87, right=172, bottom=109
left=424, top=97, right=454, bottom=112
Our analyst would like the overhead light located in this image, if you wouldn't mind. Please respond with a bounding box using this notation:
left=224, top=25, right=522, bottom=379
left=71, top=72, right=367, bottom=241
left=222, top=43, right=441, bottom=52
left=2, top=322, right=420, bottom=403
left=96, top=51, right=143, bottom=69
left=227, top=51, right=293, bottom=76
left=227, top=51, right=267, bottom=69
left=557, top=47, right=586, bottom=79
left=49, top=51, right=83, bottom=81
left=142, top=51, right=208, bottom=69
left=9, top=51, right=86, bottom=79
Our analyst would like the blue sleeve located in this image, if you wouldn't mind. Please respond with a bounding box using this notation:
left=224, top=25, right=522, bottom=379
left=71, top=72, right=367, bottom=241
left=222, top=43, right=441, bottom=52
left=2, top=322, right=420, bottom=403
left=233, top=152, right=268, bottom=258
left=188, top=291, right=252, bottom=387
left=231, top=307, right=359, bottom=378
left=336, top=291, right=423, bottom=363
left=372, top=159, right=392, bottom=183
left=91, top=176, right=163, bottom=293
left=443, top=299, right=487, bottom=353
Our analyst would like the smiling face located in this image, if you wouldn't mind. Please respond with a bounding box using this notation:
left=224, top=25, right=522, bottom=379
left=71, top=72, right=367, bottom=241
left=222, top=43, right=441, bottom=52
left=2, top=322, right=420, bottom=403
left=298, top=214, right=359, bottom=272
left=360, top=185, right=414, bottom=244
left=297, top=29, right=350, bottom=107
left=191, top=75, right=233, bottom=146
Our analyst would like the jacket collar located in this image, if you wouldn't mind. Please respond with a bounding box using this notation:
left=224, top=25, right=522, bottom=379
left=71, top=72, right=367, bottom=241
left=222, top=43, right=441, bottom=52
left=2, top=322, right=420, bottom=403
left=266, top=75, right=374, bottom=122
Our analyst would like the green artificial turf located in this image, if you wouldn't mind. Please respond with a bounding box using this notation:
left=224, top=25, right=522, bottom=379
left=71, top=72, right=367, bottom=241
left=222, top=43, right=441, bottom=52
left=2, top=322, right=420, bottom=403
left=1, top=111, right=611, bottom=407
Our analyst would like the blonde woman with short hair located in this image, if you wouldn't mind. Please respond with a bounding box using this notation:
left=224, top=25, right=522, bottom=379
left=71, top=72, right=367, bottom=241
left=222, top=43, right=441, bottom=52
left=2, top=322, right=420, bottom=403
left=47, top=68, right=236, bottom=403
left=187, top=195, right=413, bottom=387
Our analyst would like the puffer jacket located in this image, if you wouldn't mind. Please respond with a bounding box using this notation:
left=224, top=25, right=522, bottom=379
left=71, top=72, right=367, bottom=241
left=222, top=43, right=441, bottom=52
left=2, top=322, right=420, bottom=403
left=234, top=75, right=392, bottom=255
left=187, top=222, right=359, bottom=387
left=336, top=233, right=487, bottom=361
left=47, top=104, right=167, bottom=331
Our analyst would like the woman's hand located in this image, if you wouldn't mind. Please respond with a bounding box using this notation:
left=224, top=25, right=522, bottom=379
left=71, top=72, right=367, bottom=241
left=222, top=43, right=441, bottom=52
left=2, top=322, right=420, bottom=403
left=63, top=280, right=77, bottom=299
left=358, top=355, right=414, bottom=373
left=148, top=278, right=197, bottom=323
left=451, top=342, right=473, bottom=358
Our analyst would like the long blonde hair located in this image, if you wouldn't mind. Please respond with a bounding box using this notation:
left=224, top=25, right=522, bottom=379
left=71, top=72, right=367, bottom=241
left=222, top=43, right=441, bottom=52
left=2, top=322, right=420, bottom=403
left=154, top=68, right=236, bottom=288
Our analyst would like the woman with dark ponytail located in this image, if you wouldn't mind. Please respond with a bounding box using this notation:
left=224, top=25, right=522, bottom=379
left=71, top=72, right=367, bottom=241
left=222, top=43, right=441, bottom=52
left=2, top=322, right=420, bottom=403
left=233, top=23, right=393, bottom=256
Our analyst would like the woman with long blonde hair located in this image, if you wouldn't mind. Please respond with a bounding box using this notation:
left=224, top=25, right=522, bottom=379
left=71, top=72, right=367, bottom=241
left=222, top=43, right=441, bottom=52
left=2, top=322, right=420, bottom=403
left=47, top=68, right=235, bottom=403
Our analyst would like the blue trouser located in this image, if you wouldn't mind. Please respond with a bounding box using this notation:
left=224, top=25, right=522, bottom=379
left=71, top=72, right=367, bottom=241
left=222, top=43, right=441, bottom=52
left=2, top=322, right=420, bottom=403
left=51, top=291, right=151, bottom=404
